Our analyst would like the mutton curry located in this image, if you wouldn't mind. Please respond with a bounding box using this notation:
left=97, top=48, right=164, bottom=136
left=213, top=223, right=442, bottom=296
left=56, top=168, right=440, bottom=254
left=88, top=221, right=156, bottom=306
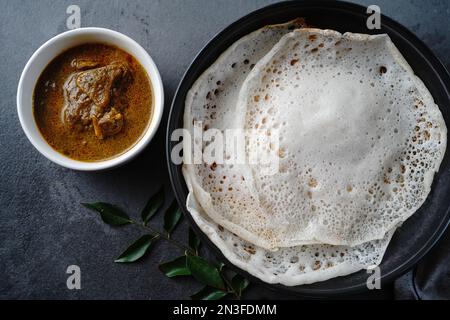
left=33, top=43, right=153, bottom=161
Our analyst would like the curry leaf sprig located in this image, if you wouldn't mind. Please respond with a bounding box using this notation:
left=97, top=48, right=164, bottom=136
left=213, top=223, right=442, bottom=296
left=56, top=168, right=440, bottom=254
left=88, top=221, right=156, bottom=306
left=82, top=186, right=249, bottom=300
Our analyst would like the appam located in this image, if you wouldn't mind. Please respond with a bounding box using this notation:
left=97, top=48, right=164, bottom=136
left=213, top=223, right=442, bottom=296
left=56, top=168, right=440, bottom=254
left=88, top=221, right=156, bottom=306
left=183, top=27, right=446, bottom=250
left=230, top=28, right=446, bottom=248
left=168, top=1, right=450, bottom=293
left=181, top=22, right=428, bottom=285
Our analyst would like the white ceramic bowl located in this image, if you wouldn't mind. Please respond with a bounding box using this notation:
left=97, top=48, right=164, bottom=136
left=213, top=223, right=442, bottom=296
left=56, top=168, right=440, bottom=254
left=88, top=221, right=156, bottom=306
left=17, top=27, right=164, bottom=171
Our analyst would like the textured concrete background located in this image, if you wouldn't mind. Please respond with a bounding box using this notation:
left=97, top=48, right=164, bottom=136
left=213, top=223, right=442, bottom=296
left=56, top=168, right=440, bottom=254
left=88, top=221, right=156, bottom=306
left=0, top=0, right=448, bottom=299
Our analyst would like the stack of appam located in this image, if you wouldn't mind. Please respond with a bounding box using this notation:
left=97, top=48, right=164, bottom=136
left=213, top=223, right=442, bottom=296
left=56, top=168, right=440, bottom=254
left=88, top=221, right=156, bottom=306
left=182, top=20, right=447, bottom=285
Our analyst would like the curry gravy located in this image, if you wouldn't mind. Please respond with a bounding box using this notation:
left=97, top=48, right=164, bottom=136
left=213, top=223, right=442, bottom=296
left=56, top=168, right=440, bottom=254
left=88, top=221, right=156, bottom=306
left=33, top=43, right=153, bottom=162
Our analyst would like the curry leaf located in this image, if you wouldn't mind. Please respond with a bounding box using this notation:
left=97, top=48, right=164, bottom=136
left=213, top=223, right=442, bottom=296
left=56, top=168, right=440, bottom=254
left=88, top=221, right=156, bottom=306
left=82, top=202, right=132, bottom=226
left=231, top=274, right=250, bottom=296
left=188, top=228, right=201, bottom=253
left=191, top=286, right=228, bottom=300
left=159, top=256, right=191, bottom=278
left=186, top=255, right=225, bottom=289
left=115, top=234, right=156, bottom=263
left=163, top=201, right=183, bottom=235
left=141, top=187, right=165, bottom=224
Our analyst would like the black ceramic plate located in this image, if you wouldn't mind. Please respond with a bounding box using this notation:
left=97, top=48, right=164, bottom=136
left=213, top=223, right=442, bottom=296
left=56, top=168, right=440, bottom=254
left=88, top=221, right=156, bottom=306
left=166, top=0, right=450, bottom=297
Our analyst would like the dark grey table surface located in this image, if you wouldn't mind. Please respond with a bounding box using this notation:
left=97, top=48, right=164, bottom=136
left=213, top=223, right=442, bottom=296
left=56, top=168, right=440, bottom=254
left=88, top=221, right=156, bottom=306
left=1, top=0, right=449, bottom=300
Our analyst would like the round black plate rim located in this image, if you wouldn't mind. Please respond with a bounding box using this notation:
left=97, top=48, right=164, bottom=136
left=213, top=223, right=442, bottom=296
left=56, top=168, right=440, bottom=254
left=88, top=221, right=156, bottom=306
left=166, top=0, right=450, bottom=297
